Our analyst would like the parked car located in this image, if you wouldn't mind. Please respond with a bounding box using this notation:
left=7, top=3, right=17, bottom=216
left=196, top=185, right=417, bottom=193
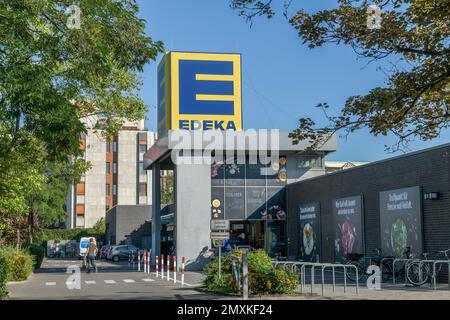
left=108, top=245, right=144, bottom=263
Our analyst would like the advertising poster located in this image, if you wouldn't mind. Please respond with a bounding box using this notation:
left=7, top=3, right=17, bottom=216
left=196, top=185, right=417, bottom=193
left=298, top=203, right=321, bottom=262
left=224, top=187, right=246, bottom=219
left=264, top=188, right=287, bottom=220
left=225, top=163, right=245, bottom=186
left=246, top=187, right=267, bottom=219
left=211, top=162, right=225, bottom=186
left=379, top=186, right=422, bottom=257
left=333, top=195, right=364, bottom=261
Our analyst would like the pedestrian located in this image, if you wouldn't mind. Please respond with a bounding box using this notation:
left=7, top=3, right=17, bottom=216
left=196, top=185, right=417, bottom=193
left=85, top=238, right=98, bottom=274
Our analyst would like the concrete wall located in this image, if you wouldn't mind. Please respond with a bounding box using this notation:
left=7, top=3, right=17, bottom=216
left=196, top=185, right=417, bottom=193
left=175, top=155, right=212, bottom=270
left=85, top=130, right=106, bottom=228
left=106, top=205, right=152, bottom=246
left=118, top=131, right=138, bottom=205
left=287, top=144, right=450, bottom=262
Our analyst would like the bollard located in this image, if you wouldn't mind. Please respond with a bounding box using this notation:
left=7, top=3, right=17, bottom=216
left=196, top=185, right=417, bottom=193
left=132, top=252, right=135, bottom=269
left=156, top=255, right=159, bottom=278
left=138, top=252, right=141, bottom=271
left=147, top=251, right=151, bottom=274
left=181, top=257, right=185, bottom=286
left=144, top=251, right=148, bottom=273
left=161, top=255, right=165, bottom=279
left=167, top=254, right=170, bottom=282
left=173, top=256, right=177, bottom=284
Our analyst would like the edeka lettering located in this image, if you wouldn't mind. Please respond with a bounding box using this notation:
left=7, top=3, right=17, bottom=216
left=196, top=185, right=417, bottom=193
left=179, top=119, right=237, bottom=131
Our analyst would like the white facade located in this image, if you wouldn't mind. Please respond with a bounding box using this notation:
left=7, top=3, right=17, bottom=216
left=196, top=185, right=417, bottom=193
left=66, top=117, right=156, bottom=229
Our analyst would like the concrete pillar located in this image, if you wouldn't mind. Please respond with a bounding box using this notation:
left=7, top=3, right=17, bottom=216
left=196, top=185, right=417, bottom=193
left=174, top=155, right=211, bottom=270
left=151, top=162, right=161, bottom=267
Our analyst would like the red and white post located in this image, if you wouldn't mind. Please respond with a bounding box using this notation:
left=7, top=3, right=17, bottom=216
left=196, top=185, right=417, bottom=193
left=173, top=256, right=177, bottom=284
left=181, top=257, right=185, bottom=286
left=143, top=251, right=147, bottom=273
left=147, top=252, right=151, bottom=274
left=137, top=252, right=141, bottom=271
left=166, top=254, right=170, bottom=282
left=155, top=255, right=159, bottom=278
left=161, top=254, right=165, bottom=279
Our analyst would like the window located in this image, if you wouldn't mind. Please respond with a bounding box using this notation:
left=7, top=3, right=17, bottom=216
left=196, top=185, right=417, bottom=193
left=139, top=183, right=147, bottom=196
left=139, top=161, right=144, bottom=173
left=297, top=155, right=323, bottom=169
left=76, top=195, right=85, bottom=204
left=106, top=184, right=110, bottom=196
left=113, top=184, right=117, bottom=196
left=139, top=144, right=147, bottom=153
left=106, top=142, right=110, bottom=152
left=113, top=141, right=117, bottom=153
left=106, top=162, right=110, bottom=174
left=113, top=163, right=117, bottom=174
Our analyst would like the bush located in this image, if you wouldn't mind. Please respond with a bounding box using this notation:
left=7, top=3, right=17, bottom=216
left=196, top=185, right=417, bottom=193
left=0, top=254, right=8, bottom=299
left=28, top=244, right=45, bottom=269
left=0, top=247, right=34, bottom=282
left=203, top=249, right=298, bottom=296
left=34, top=227, right=105, bottom=245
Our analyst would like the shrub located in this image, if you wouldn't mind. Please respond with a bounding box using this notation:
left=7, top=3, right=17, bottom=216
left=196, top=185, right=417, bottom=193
left=0, top=246, right=34, bottom=282
left=203, top=249, right=298, bottom=296
left=0, top=254, right=8, bottom=299
left=28, top=244, right=45, bottom=269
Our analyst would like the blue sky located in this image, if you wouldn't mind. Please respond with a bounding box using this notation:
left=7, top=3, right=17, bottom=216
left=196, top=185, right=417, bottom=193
left=135, top=0, right=449, bottom=162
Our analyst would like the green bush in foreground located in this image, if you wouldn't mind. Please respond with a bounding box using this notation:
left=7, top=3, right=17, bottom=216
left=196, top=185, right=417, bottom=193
left=0, top=254, right=8, bottom=299
left=0, top=247, right=34, bottom=282
left=204, top=249, right=298, bottom=295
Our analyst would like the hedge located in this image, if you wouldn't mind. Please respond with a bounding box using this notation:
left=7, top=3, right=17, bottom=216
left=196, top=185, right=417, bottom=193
left=204, top=249, right=298, bottom=295
left=0, top=254, right=8, bottom=299
left=28, top=244, right=45, bottom=269
left=0, top=247, right=34, bottom=282
left=34, top=228, right=104, bottom=243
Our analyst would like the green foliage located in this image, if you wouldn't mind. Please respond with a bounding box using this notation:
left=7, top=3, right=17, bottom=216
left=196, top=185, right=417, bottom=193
left=28, top=244, right=45, bottom=269
left=231, top=0, right=450, bottom=151
left=0, top=254, right=8, bottom=299
left=161, top=172, right=174, bottom=205
left=204, top=249, right=298, bottom=295
left=35, top=227, right=105, bottom=245
left=0, top=247, right=34, bottom=282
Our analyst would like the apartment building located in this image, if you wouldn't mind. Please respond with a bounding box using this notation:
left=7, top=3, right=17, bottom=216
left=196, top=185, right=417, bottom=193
left=66, top=117, right=156, bottom=228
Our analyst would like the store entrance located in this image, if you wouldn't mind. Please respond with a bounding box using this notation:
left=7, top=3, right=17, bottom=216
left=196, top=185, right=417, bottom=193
left=229, top=220, right=287, bottom=258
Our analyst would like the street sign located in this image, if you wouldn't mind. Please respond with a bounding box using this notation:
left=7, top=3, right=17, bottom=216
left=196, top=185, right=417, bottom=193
left=212, top=239, right=225, bottom=247
left=210, top=220, right=230, bottom=231
left=210, top=232, right=230, bottom=240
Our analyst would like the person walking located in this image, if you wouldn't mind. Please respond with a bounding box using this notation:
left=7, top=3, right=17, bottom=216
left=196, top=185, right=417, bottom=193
left=85, top=238, right=98, bottom=274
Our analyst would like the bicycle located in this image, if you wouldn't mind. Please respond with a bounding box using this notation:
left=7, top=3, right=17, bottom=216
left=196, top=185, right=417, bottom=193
left=406, top=249, right=450, bottom=286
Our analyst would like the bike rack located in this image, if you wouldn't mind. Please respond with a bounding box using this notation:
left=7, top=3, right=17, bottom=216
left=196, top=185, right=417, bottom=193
left=392, top=258, right=416, bottom=285
left=414, top=260, right=450, bottom=289
left=272, top=261, right=359, bottom=296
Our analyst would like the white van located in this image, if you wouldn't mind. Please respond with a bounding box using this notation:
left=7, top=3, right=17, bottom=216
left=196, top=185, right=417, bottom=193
left=79, top=237, right=96, bottom=258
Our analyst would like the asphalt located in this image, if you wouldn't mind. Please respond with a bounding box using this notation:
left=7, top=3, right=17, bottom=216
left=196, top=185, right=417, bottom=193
left=6, top=258, right=228, bottom=300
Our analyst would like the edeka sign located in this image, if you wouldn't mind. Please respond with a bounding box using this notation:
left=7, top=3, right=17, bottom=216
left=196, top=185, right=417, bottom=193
left=157, top=51, right=242, bottom=137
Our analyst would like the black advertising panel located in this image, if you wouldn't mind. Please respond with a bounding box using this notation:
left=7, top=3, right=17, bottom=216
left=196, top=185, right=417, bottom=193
left=225, top=163, right=245, bottom=186
left=298, top=203, right=321, bottom=262
left=379, top=186, right=422, bottom=257
left=246, top=187, right=267, bottom=219
left=245, top=162, right=266, bottom=186
left=211, top=187, right=225, bottom=220
left=225, top=187, right=245, bottom=219
left=333, top=195, right=364, bottom=261
left=264, top=187, right=287, bottom=220
left=211, top=163, right=225, bottom=186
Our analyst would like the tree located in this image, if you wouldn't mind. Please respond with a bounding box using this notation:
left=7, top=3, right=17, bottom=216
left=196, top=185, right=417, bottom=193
left=0, top=0, right=163, bottom=241
left=161, top=172, right=174, bottom=205
left=230, top=0, right=449, bottom=151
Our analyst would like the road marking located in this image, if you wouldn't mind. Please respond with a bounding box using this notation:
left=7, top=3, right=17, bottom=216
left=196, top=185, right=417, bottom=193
left=45, top=282, right=56, bottom=286
left=123, top=279, right=135, bottom=283
left=142, top=278, right=155, bottom=282
left=85, top=281, right=96, bottom=285
left=104, top=280, right=116, bottom=284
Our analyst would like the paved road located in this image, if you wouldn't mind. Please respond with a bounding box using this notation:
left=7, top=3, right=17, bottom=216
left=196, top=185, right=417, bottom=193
left=7, top=258, right=229, bottom=300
